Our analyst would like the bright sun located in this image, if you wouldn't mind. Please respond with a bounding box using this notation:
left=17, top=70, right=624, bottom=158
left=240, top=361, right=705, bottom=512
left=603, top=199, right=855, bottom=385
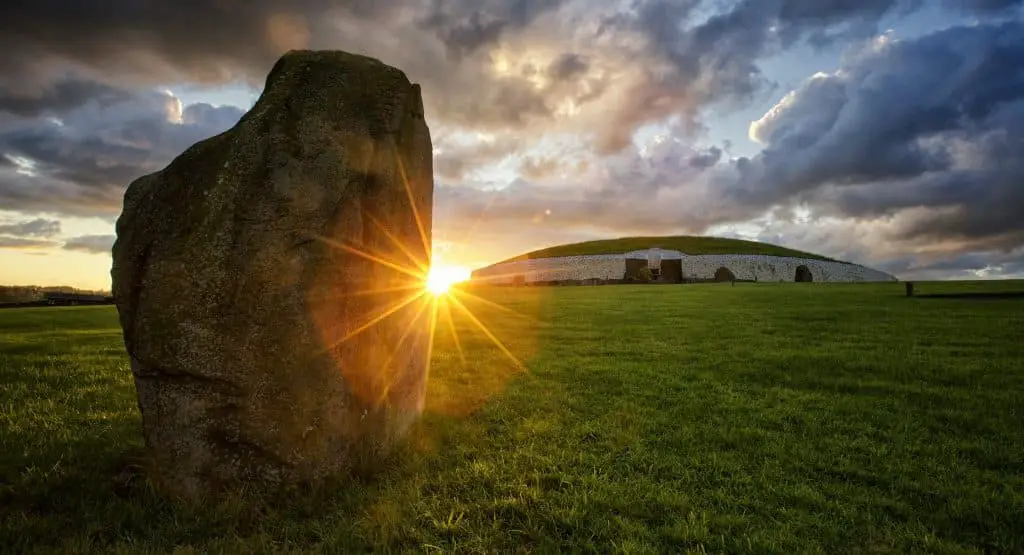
left=426, top=264, right=471, bottom=295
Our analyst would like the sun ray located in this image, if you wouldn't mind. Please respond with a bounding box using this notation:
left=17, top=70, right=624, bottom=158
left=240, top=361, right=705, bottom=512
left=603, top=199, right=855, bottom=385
left=336, top=283, right=426, bottom=298
left=311, top=233, right=426, bottom=281
left=325, top=290, right=427, bottom=352
left=391, top=139, right=432, bottom=262
left=449, top=287, right=546, bottom=327
left=459, top=191, right=501, bottom=246
left=367, top=212, right=430, bottom=274
left=374, top=293, right=434, bottom=405
left=440, top=296, right=467, bottom=366
left=448, top=293, right=524, bottom=371
left=423, top=295, right=440, bottom=392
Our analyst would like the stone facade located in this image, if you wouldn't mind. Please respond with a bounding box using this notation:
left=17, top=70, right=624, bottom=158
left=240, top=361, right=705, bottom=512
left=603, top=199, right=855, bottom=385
left=472, top=249, right=897, bottom=284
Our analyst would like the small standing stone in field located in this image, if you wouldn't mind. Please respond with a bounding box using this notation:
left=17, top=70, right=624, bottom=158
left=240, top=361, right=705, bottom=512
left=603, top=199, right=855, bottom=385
left=111, top=50, right=433, bottom=499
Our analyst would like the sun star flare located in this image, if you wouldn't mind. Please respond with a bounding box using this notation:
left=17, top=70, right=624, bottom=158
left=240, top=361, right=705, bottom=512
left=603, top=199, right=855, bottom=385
left=426, top=264, right=471, bottom=295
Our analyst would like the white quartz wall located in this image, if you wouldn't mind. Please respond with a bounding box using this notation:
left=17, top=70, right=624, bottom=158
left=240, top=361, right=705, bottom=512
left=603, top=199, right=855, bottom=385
left=472, top=252, right=896, bottom=284
left=675, top=254, right=896, bottom=282
left=473, top=254, right=626, bottom=283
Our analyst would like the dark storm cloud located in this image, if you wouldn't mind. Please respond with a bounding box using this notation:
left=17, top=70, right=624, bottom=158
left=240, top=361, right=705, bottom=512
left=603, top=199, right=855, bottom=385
left=0, top=0, right=568, bottom=131
left=948, top=0, right=1023, bottom=12
left=3, top=0, right=1002, bottom=160
left=0, top=89, right=244, bottom=216
left=0, top=0, right=935, bottom=156
left=589, top=0, right=926, bottom=152
left=62, top=234, right=116, bottom=254
left=546, top=53, right=589, bottom=80
left=433, top=133, right=523, bottom=181
left=0, top=79, right=132, bottom=117
left=183, top=103, right=250, bottom=130
left=0, top=0, right=336, bottom=88
left=875, top=249, right=1024, bottom=279
left=688, top=146, right=722, bottom=168
left=732, top=21, right=1024, bottom=253
left=420, top=0, right=569, bottom=59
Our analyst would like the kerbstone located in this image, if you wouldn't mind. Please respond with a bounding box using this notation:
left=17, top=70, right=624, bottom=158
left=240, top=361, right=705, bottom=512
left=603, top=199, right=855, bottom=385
left=111, top=50, right=433, bottom=498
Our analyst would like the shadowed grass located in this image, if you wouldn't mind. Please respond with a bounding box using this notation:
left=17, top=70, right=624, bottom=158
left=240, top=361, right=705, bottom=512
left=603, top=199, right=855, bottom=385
left=1, top=281, right=1022, bottom=553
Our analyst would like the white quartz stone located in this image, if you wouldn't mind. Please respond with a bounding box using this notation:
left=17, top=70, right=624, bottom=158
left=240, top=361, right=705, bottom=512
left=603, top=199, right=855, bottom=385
left=472, top=248, right=897, bottom=284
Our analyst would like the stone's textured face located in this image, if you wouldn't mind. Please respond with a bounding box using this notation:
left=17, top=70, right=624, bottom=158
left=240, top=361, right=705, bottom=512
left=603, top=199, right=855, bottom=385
left=111, top=50, right=433, bottom=498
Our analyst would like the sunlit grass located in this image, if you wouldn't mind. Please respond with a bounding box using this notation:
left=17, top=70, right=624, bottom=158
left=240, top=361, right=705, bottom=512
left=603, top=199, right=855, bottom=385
left=2, top=283, right=1023, bottom=552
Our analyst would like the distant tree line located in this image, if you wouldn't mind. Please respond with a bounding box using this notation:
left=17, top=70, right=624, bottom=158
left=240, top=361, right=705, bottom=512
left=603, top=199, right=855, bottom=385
left=0, top=285, right=112, bottom=305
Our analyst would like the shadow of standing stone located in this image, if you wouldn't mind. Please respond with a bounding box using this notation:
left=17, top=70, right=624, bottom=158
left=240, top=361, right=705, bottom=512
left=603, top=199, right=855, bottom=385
left=111, top=50, right=433, bottom=499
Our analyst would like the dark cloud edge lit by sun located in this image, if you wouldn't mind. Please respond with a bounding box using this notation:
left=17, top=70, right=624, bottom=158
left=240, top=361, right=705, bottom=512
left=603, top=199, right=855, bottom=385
left=1, top=0, right=1023, bottom=289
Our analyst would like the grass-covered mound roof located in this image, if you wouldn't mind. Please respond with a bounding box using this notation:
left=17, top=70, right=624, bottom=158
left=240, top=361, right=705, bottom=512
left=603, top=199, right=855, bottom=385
left=495, top=236, right=840, bottom=265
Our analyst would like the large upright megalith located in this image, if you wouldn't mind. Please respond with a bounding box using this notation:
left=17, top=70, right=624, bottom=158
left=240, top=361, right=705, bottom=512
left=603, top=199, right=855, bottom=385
left=111, top=50, right=433, bottom=498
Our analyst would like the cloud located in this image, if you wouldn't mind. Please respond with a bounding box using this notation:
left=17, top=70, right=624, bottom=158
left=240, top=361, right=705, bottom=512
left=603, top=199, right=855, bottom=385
left=546, top=52, right=589, bottom=80
left=0, top=1, right=1021, bottom=280
left=688, top=146, right=722, bottom=168
left=0, top=79, right=132, bottom=117
left=948, top=0, right=1023, bottom=13
left=420, top=0, right=570, bottom=59
left=0, top=88, right=244, bottom=216
left=729, top=21, right=1024, bottom=255
left=0, top=0, right=564, bottom=136
left=431, top=19, right=1024, bottom=276
left=0, top=236, right=59, bottom=249
left=435, top=135, right=756, bottom=243
left=878, top=248, right=1024, bottom=280
left=433, top=132, right=523, bottom=181
left=0, top=217, right=60, bottom=237
left=0, top=1, right=348, bottom=90
left=589, top=0, right=926, bottom=152
left=518, top=156, right=565, bottom=179
left=0, top=0, right=980, bottom=160
left=62, top=234, right=116, bottom=254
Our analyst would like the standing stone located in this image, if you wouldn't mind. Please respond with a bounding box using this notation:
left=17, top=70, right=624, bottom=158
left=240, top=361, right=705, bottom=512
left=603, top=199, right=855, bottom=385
left=111, top=50, right=433, bottom=498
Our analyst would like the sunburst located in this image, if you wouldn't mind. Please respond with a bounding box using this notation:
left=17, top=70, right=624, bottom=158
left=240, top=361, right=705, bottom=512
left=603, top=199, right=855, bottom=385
left=305, top=143, right=531, bottom=414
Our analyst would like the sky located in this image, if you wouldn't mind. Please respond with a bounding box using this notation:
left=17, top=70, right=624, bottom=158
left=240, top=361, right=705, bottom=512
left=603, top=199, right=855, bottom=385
left=1, top=0, right=1023, bottom=290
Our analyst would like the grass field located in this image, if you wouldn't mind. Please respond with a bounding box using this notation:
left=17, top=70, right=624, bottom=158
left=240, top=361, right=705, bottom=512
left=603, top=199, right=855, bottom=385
left=2, top=281, right=1023, bottom=553
left=495, top=235, right=838, bottom=264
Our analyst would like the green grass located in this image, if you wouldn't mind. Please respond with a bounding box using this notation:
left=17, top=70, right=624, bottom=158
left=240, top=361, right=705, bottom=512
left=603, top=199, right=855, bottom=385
left=2, top=281, right=1023, bottom=553
left=495, top=235, right=839, bottom=264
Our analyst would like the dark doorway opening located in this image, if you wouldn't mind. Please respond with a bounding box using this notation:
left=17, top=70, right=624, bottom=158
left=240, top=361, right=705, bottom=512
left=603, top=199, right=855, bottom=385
left=714, top=267, right=736, bottom=282
left=624, top=258, right=649, bottom=281
left=795, top=265, right=813, bottom=282
left=660, top=259, right=683, bottom=283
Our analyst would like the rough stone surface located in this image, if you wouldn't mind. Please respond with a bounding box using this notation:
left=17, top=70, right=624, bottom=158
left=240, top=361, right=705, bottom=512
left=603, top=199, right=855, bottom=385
left=111, top=50, right=433, bottom=498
